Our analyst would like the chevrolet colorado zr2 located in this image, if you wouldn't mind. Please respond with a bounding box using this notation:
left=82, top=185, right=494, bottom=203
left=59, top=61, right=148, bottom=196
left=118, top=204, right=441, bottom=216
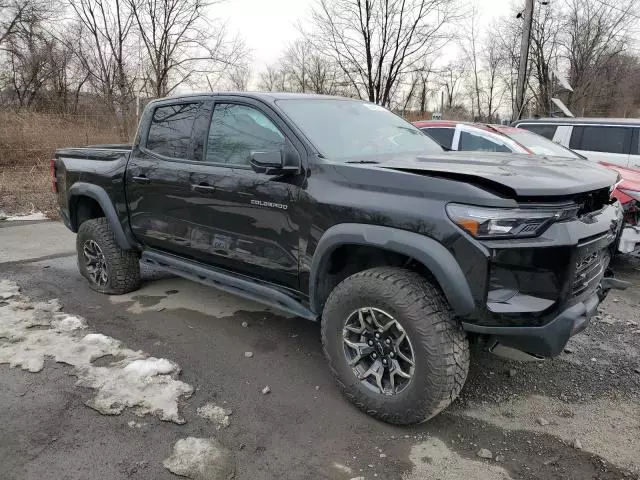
left=53, top=93, right=626, bottom=424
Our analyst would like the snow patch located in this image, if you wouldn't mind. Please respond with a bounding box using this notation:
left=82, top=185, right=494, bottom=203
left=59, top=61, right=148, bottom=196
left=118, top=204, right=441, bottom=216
left=0, top=280, right=193, bottom=423
left=123, top=358, right=177, bottom=377
left=163, top=437, right=235, bottom=480
left=52, top=315, right=87, bottom=331
left=196, top=403, right=231, bottom=429
left=403, top=438, right=512, bottom=480
left=333, top=462, right=353, bottom=474
left=2, top=212, right=47, bottom=221
left=0, top=280, right=20, bottom=299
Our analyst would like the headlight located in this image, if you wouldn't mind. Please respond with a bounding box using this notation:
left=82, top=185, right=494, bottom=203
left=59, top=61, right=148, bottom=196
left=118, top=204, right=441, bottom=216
left=446, top=203, right=572, bottom=239
left=619, top=189, right=640, bottom=202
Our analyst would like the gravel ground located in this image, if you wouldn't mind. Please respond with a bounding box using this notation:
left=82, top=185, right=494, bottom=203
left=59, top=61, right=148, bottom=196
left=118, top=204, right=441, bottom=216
left=1, top=221, right=639, bottom=480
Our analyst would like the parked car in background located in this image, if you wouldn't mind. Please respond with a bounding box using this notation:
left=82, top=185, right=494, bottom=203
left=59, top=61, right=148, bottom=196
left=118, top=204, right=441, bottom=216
left=511, top=118, right=640, bottom=169
left=414, top=120, right=640, bottom=255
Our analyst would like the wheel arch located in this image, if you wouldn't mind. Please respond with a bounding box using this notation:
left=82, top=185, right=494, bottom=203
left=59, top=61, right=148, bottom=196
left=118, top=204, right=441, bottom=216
left=309, top=223, right=475, bottom=317
left=69, top=182, right=132, bottom=250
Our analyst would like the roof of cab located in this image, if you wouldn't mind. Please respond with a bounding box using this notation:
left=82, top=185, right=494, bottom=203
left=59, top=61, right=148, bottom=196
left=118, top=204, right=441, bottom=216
left=147, top=91, right=361, bottom=105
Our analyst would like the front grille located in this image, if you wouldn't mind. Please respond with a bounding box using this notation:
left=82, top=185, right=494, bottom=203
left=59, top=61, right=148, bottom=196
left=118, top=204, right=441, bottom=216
left=572, top=249, right=607, bottom=297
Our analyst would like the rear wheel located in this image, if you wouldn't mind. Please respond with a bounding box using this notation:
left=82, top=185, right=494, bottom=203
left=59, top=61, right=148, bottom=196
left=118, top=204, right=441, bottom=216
left=321, top=267, right=469, bottom=424
left=76, top=218, right=141, bottom=295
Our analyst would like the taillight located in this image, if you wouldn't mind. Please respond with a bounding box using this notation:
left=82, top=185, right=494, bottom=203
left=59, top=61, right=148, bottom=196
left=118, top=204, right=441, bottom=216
left=50, top=159, right=58, bottom=193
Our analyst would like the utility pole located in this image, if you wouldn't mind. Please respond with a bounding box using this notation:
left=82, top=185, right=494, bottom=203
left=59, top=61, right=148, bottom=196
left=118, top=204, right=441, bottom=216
left=515, top=0, right=534, bottom=120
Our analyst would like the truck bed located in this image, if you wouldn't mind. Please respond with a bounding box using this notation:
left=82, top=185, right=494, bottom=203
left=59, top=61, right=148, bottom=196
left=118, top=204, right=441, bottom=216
left=55, top=144, right=131, bottom=161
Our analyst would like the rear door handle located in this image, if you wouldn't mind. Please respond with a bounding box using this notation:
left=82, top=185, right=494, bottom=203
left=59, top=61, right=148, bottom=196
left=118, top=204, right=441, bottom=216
left=192, top=183, right=215, bottom=193
left=132, top=175, right=151, bottom=184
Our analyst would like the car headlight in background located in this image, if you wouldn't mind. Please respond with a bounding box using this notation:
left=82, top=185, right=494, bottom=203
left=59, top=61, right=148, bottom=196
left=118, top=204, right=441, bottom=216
left=446, top=203, right=575, bottom=239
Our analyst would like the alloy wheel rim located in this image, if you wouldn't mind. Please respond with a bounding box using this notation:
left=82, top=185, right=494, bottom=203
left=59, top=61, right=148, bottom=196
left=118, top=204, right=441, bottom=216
left=342, top=307, right=415, bottom=395
left=83, top=240, right=108, bottom=286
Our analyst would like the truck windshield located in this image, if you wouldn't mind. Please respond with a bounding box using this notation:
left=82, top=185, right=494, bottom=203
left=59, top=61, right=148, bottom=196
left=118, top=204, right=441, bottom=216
left=276, top=98, right=443, bottom=161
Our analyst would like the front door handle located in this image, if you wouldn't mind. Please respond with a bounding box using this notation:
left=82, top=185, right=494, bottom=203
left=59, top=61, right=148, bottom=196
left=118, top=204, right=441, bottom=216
left=192, top=183, right=215, bottom=193
left=132, top=175, right=151, bottom=184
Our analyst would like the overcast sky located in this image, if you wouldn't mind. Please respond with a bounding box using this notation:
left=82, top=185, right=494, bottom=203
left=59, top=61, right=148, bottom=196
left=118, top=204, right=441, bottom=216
left=215, top=0, right=520, bottom=73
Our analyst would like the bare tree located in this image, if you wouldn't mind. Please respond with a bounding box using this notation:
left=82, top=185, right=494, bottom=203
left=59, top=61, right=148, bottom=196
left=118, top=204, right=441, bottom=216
left=70, top=0, right=136, bottom=137
left=460, top=3, right=482, bottom=119
left=309, top=0, right=459, bottom=106
left=0, top=0, right=33, bottom=46
left=562, top=0, right=638, bottom=115
left=127, top=0, right=247, bottom=97
left=280, top=38, right=344, bottom=94
left=4, top=21, right=49, bottom=107
left=258, top=64, right=286, bottom=92
left=482, top=33, right=504, bottom=122
left=397, top=61, right=433, bottom=116
left=527, top=1, right=561, bottom=116
left=282, top=39, right=310, bottom=93
left=492, top=14, right=521, bottom=118
left=438, top=60, right=467, bottom=111
left=226, top=64, right=250, bottom=91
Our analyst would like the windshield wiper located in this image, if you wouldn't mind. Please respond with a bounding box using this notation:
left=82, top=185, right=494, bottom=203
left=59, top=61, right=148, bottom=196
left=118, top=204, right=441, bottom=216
left=345, top=160, right=380, bottom=164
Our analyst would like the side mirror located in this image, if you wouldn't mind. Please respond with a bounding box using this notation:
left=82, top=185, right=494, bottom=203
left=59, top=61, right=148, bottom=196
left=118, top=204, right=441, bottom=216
left=250, top=146, right=300, bottom=175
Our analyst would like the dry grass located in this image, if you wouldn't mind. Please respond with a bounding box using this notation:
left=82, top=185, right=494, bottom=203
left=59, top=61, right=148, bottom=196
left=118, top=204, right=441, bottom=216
left=0, top=111, right=127, bottom=167
left=0, top=111, right=128, bottom=217
left=0, top=166, right=59, bottom=218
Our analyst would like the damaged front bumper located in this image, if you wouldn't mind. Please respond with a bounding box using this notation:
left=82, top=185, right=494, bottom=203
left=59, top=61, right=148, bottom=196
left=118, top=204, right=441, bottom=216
left=464, top=276, right=629, bottom=360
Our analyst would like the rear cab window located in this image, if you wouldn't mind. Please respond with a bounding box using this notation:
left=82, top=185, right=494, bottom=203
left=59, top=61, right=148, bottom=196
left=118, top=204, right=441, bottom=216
left=516, top=124, right=558, bottom=140
left=569, top=126, right=631, bottom=154
left=421, top=127, right=455, bottom=149
left=145, top=103, right=200, bottom=159
left=458, top=131, right=512, bottom=153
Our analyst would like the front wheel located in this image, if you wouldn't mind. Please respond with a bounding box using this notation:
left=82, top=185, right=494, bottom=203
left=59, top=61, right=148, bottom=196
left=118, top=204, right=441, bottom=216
left=76, top=218, right=141, bottom=295
left=321, top=267, right=469, bottom=425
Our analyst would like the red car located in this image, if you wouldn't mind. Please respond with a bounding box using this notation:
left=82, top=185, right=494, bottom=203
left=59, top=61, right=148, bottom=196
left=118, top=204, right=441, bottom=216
left=414, top=120, right=640, bottom=253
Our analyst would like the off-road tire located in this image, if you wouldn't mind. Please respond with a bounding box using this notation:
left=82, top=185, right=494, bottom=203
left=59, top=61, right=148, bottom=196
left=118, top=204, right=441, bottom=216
left=321, top=267, right=469, bottom=425
left=76, top=218, right=141, bottom=295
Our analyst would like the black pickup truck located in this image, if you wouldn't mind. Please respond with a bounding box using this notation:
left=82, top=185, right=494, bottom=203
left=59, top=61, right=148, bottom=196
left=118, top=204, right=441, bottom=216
left=54, top=92, right=625, bottom=424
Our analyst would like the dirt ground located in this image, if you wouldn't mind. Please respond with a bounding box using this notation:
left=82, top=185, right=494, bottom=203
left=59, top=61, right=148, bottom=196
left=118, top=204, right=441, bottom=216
left=0, top=220, right=639, bottom=480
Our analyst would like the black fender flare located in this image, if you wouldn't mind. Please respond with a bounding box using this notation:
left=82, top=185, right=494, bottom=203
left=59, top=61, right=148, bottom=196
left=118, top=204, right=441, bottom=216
left=309, top=223, right=475, bottom=317
left=68, top=182, right=132, bottom=250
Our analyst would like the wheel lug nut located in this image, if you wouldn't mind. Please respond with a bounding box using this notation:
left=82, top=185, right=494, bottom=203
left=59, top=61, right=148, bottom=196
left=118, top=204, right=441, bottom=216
left=389, top=352, right=395, bottom=358
left=375, top=332, right=381, bottom=339
left=382, top=358, right=387, bottom=365
left=372, top=353, right=377, bottom=359
left=368, top=340, right=374, bottom=346
left=385, top=338, right=391, bottom=345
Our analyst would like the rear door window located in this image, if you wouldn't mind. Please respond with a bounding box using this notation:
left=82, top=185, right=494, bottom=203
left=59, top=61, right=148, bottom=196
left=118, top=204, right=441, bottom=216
left=421, top=127, right=455, bottom=149
left=458, top=131, right=512, bottom=153
left=146, top=103, right=200, bottom=159
left=517, top=124, right=558, bottom=140
left=569, top=126, right=630, bottom=154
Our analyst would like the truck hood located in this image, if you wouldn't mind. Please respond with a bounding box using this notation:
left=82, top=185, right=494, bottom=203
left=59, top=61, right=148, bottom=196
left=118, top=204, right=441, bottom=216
left=378, top=152, right=618, bottom=197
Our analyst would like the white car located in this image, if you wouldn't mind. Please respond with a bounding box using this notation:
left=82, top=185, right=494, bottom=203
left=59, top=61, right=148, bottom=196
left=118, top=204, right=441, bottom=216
left=512, top=118, right=640, bottom=169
